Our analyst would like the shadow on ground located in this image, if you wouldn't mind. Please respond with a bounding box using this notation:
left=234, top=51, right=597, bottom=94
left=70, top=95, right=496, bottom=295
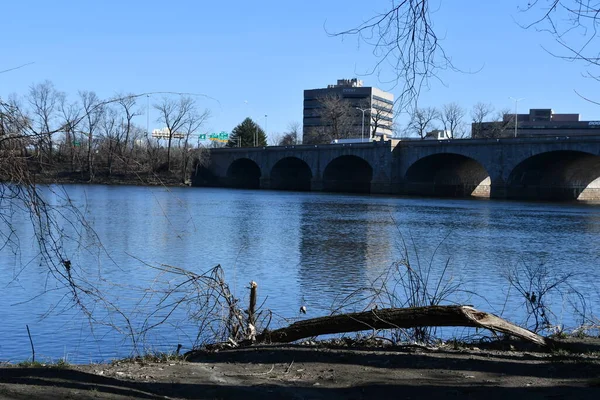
left=1, top=342, right=599, bottom=400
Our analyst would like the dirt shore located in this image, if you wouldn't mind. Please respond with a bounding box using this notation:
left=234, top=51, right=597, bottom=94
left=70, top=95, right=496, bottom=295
left=1, top=339, right=599, bottom=399
left=32, top=170, right=186, bottom=187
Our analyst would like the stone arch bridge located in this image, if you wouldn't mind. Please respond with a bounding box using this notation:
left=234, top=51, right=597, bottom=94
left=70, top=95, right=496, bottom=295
left=193, top=137, right=600, bottom=201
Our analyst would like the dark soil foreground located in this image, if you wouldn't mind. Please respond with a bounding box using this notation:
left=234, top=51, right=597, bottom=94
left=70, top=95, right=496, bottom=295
left=1, top=339, right=600, bottom=400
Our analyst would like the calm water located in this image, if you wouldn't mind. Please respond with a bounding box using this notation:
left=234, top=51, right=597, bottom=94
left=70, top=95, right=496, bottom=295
left=1, top=185, right=600, bottom=363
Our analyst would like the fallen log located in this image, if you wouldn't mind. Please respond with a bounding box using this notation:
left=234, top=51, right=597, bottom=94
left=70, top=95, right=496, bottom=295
left=257, top=305, right=553, bottom=347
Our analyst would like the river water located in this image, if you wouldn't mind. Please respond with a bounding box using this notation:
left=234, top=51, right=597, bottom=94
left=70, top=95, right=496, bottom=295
left=1, top=185, right=600, bottom=363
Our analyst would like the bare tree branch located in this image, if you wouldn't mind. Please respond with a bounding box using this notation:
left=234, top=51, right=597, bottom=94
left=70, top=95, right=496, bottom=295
left=407, top=106, right=439, bottom=139
left=0, top=62, right=35, bottom=74
left=439, top=102, right=466, bottom=138
left=521, top=1, right=600, bottom=81
left=330, top=1, right=455, bottom=111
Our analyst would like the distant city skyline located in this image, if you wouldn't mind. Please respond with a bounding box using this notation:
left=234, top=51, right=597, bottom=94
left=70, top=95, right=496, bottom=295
left=1, top=0, right=599, bottom=140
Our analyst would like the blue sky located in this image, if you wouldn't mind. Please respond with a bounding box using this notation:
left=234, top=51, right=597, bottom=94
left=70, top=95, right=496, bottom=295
left=1, top=0, right=599, bottom=140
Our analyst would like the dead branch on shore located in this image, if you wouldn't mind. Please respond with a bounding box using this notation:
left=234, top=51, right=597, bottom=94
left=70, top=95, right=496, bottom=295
left=257, top=305, right=553, bottom=348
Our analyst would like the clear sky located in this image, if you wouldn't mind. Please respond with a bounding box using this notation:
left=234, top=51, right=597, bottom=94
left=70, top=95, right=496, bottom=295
left=1, top=0, right=599, bottom=140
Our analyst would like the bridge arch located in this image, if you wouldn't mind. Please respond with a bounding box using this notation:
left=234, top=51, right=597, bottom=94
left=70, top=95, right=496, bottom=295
left=270, top=157, right=313, bottom=191
left=506, top=150, right=600, bottom=201
left=323, top=155, right=373, bottom=193
left=404, top=153, right=491, bottom=197
left=226, top=158, right=261, bottom=189
left=192, top=163, right=217, bottom=186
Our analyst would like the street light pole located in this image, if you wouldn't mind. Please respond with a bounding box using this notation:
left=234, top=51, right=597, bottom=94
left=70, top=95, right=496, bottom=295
left=355, top=107, right=369, bottom=142
left=146, top=95, right=150, bottom=137
left=509, top=97, right=525, bottom=138
left=244, top=100, right=256, bottom=147
left=265, top=114, right=268, bottom=138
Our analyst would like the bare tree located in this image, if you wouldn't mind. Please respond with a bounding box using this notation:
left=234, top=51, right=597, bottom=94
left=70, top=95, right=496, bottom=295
left=98, top=106, right=122, bottom=175
left=303, top=125, right=328, bottom=145
left=279, top=121, right=301, bottom=145
left=116, top=93, right=142, bottom=170
left=370, top=107, right=388, bottom=139
left=268, top=132, right=283, bottom=146
left=208, top=138, right=227, bottom=148
left=58, top=94, right=82, bottom=171
left=439, top=102, right=466, bottom=138
left=180, top=108, right=211, bottom=183
left=0, top=95, right=34, bottom=175
left=492, top=108, right=515, bottom=137
left=79, top=90, right=104, bottom=180
left=471, top=102, right=494, bottom=138
left=407, top=106, right=439, bottom=139
left=154, top=96, right=195, bottom=171
left=28, top=80, right=62, bottom=167
left=474, top=108, right=515, bottom=138
left=127, top=124, right=147, bottom=167
left=1, top=94, right=30, bottom=142
left=317, top=94, right=354, bottom=141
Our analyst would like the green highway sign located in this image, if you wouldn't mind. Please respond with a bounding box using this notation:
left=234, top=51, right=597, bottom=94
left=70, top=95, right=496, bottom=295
left=198, top=134, right=206, bottom=140
left=209, top=131, right=229, bottom=142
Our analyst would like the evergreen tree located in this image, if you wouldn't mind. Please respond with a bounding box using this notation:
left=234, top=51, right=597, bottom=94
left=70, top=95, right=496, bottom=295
left=227, top=117, right=267, bottom=147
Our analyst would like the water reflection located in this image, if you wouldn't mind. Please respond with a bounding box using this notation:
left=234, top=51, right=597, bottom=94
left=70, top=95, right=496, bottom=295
left=297, top=197, right=395, bottom=314
left=2, top=186, right=600, bottom=363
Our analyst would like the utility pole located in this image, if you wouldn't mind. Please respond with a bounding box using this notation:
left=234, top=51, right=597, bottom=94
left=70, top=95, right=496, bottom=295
left=509, top=97, right=525, bottom=138
left=146, top=94, right=150, bottom=137
left=355, top=107, right=369, bottom=142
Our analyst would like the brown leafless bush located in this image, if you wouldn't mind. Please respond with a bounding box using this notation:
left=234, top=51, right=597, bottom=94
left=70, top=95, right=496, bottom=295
left=127, top=263, right=270, bottom=351
left=330, top=234, right=472, bottom=344
left=504, top=259, right=589, bottom=335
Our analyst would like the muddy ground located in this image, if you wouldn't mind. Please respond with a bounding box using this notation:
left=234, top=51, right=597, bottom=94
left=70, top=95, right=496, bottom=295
left=1, top=339, right=599, bottom=399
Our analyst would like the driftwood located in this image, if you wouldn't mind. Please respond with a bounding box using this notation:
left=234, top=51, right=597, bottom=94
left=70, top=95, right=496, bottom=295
left=257, top=305, right=553, bottom=347
left=248, top=281, right=258, bottom=327
left=246, top=281, right=258, bottom=341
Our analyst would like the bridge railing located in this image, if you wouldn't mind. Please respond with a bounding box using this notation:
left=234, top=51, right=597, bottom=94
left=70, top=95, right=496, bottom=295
left=208, top=135, right=600, bottom=153
left=210, top=140, right=392, bottom=153
left=393, top=135, right=600, bottom=147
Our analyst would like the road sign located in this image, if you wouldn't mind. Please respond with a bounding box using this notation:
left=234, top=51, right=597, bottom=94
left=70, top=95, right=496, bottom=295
left=198, top=134, right=206, bottom=140
left=209, top=132, right=229, bottom=142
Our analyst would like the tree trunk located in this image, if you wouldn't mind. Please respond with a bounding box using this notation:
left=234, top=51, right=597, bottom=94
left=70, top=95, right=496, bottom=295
left=87, top=131, right=94, bottom=181
left=167, top=134, right=172, bottom=171
left=257, top=305, right=552, bottom=348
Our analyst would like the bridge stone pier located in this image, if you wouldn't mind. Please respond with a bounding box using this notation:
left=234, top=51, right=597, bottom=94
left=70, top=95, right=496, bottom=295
left=193, top=136, right=600, bottom=201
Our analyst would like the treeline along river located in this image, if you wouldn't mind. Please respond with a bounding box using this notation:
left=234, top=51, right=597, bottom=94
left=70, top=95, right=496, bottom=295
left=1, top=185, right=600, bottom=363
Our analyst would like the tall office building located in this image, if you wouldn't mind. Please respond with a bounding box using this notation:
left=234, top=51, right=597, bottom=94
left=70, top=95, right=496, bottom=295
left=303, top=79, right=394, bottom=144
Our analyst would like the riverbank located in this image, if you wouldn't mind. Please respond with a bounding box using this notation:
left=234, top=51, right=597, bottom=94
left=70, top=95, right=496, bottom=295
left=31, top=169, right=188, bottom=187
left=1, top=338, right=599, bottom=399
